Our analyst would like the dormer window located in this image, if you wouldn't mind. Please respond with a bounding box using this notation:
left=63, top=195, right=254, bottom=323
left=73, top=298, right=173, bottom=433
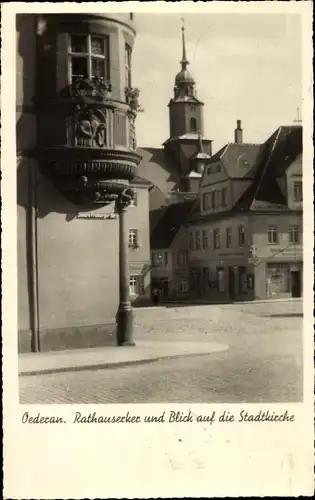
left=69, top=34, right=110, bottom=85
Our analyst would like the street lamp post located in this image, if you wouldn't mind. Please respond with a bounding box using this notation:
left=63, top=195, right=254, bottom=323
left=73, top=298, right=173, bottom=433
left=116, top=188, right=135, bottom=346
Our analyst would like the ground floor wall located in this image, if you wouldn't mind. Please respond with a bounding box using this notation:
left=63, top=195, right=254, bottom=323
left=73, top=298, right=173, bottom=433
left=253, top=260, right=303, bottom=300
left=18, top=162, right=150, bottom=352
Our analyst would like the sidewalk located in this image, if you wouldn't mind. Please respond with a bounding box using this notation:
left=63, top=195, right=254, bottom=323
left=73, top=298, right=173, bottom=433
left=134, top=297, right=302, bottom=310
left=19, top=340, right=229, bottom=377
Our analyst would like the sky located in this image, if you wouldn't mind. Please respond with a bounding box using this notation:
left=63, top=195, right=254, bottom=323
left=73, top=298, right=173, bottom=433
left=132, top=13, right=302, bottom=153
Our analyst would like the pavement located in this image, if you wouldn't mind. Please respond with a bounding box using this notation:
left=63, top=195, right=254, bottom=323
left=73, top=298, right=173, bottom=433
left=19, top=299, right=303, bottom=403
left=19, top=340, right=229, bottom=376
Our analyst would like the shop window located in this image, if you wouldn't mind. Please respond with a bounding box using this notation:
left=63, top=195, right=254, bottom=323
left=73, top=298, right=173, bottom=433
left=69, top=34, right=109, bottom=85
left=238, top=266, right=247, bottom=294
left=178, top=280, right=188, bottom=293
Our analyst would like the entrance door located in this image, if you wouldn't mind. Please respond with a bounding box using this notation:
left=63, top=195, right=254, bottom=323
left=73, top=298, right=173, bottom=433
left=161, top=279, right=169, bottom=298
left=228, top=267, right=236, bottom=301
left=291, top=271, right=301, bottom=298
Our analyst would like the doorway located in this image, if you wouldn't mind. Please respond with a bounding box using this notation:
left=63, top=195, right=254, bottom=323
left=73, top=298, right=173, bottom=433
left=228, top=267, right=236, bottom=301
left=291, top=270, right=301, bottom=298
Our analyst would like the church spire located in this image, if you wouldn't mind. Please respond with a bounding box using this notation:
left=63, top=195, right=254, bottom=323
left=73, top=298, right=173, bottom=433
left=180, top=17, right=189, bottom=71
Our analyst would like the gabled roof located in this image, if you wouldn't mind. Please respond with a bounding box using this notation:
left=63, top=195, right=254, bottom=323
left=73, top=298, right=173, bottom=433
left=150, top=200, right=195, bottom=249
left=163, top=133, right=212, bottom=145
left=136, top=147, right=180, bottom=195
left=190, top=125, right=303, bottom=223
left=219, top=143, right=261, bottom=179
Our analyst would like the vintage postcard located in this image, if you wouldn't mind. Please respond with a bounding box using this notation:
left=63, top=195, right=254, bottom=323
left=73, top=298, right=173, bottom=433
left=2, top=1, right=314, bottom=498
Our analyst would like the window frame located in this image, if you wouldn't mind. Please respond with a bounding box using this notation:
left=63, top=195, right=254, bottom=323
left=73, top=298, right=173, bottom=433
left=124, top=43, right=132, bottom=88
left=178, top=279, right=189, bottom=293
left=68, top=34, right=110, bottom=84
left=128, top=228, right=139, bottom=247
left=177, top=250, right=188, bottom=266
left=213, top=228, right=220, bottom=249
left=129, top=190, right=138, bottom=207
left=195, top=230, right=201, bottom=250
left=129, top=275, right=138, bottom=295
left=226, top=227, right=232, bottom=248
left=202, top=230, right=208, bottom=249
left=289, top=226, right=300, bottom=244
left=267, top=226, right=278, bottom=245
left=293, top=180, right=303, bottom=202
left=190, top=117, right=197, bottom=132
left=238, top=225, right=246, bottom=247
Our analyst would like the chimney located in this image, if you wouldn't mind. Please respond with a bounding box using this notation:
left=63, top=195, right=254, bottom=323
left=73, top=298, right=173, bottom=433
left=234, top=120, right=243, bottom=144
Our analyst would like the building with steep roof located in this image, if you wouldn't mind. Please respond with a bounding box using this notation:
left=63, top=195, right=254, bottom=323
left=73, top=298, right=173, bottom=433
left=187, top=124, right=303, bottom=302
left=137, top=22, right=212, bottom=210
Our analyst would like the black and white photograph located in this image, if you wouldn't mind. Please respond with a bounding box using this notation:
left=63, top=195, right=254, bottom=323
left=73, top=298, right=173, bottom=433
left=2, top=2, right=313, bottom=498
left=16, top=9, right=305, bottom=404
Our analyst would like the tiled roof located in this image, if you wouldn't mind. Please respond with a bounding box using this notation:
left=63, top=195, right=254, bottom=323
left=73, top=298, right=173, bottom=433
left=150, top=200, right=195, bottom=249
left=136, top=147, right=180, bottom=195
left=190, top=125, right=302, bottom=222
left=220, top=143, right=262, bottom=179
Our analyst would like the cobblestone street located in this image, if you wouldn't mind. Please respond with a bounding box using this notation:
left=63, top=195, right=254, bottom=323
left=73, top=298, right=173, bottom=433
left=19, top=300, right=303, bottom=404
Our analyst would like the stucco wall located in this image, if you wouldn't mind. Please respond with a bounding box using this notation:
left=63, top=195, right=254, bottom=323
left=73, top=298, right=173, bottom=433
left=36, top=173, right=120, bottom=329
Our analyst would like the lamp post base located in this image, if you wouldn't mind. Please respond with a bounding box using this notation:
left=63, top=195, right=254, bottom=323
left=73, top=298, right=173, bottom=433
left=116, top=307, right=135, bottom=346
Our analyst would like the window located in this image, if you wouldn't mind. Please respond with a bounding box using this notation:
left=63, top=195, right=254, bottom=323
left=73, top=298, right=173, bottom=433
left=203, top=193, right=212, bottom=210
left=178, top=279, right=189, bottom=293
left=213, top=228, right=220, bottom=249
left=216, top=164, right=221, bottom=173
left=125, top=43, right=132, bottom=88
left=202, top=230, right=208, bottom=249
left=268, top=227, right=278, bottom=245
left=129, top=275, right=138, bottom=295
left=238, top=225, right=246, bottom=246
left=190, top=117, right=197, bottom=132
left=195, top=231, right=201, bottom=250
left=129, top=190, right=138, bottom=207
left=152, top=251, right=163, bottom=266
left=129, top=13, right=134, bottom=21
left=289, top=226, right=300, bottom=244
left=211, top=192, right=215, bottom=209
left=293, top=181, right=303, bottom=202
left=164, top=251, right=168, bottom=266
left=189, top=233, right=194, bottom=250
left=152, top=251, right=168, bottom=267
left=207, top=166, right=212, bottom=175
left=128, top=229, right=138, bottom=247
left=222, top=188, right=227, bottom=207
left=217, top=267, right=225, bottom=292
left=178, top=251, right=188, bottom=266
left=69, top=34, right=109, bottom=84
left=226, top=227, right=232, bottom=248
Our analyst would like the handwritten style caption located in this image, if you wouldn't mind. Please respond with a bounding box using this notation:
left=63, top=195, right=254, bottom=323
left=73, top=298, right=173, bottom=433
left=21, top=409, right=295, bottom=425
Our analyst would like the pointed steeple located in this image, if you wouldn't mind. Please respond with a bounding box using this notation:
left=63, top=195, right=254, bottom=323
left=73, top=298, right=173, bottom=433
left=174, top=19, right=195, bottom=89
left=180, top=17, right=189, bottom=71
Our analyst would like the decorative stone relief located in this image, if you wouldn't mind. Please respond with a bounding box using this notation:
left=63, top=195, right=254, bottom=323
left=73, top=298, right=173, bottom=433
left=75, top=108, right=107, bottom=148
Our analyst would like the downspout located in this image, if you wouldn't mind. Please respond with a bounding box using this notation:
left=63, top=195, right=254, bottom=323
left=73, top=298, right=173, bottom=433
left=28, top=163, right=40, bottom=352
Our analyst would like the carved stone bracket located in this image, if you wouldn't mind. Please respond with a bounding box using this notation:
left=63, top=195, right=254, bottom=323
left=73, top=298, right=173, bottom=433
left=115, top=187, right=136, bottom=212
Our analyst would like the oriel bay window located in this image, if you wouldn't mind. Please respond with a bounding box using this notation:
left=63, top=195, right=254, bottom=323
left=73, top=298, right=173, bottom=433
left=69, top=34, right=110, bottom=84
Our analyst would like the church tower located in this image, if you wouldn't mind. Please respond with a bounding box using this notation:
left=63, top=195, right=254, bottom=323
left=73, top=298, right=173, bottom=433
left=163, top=20, right=212, bottom=185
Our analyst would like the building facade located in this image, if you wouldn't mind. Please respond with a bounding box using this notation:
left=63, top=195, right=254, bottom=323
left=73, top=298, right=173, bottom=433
left=17, top=13, right=150, bottom=352
left=187, top=125, right=303, bottom=302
